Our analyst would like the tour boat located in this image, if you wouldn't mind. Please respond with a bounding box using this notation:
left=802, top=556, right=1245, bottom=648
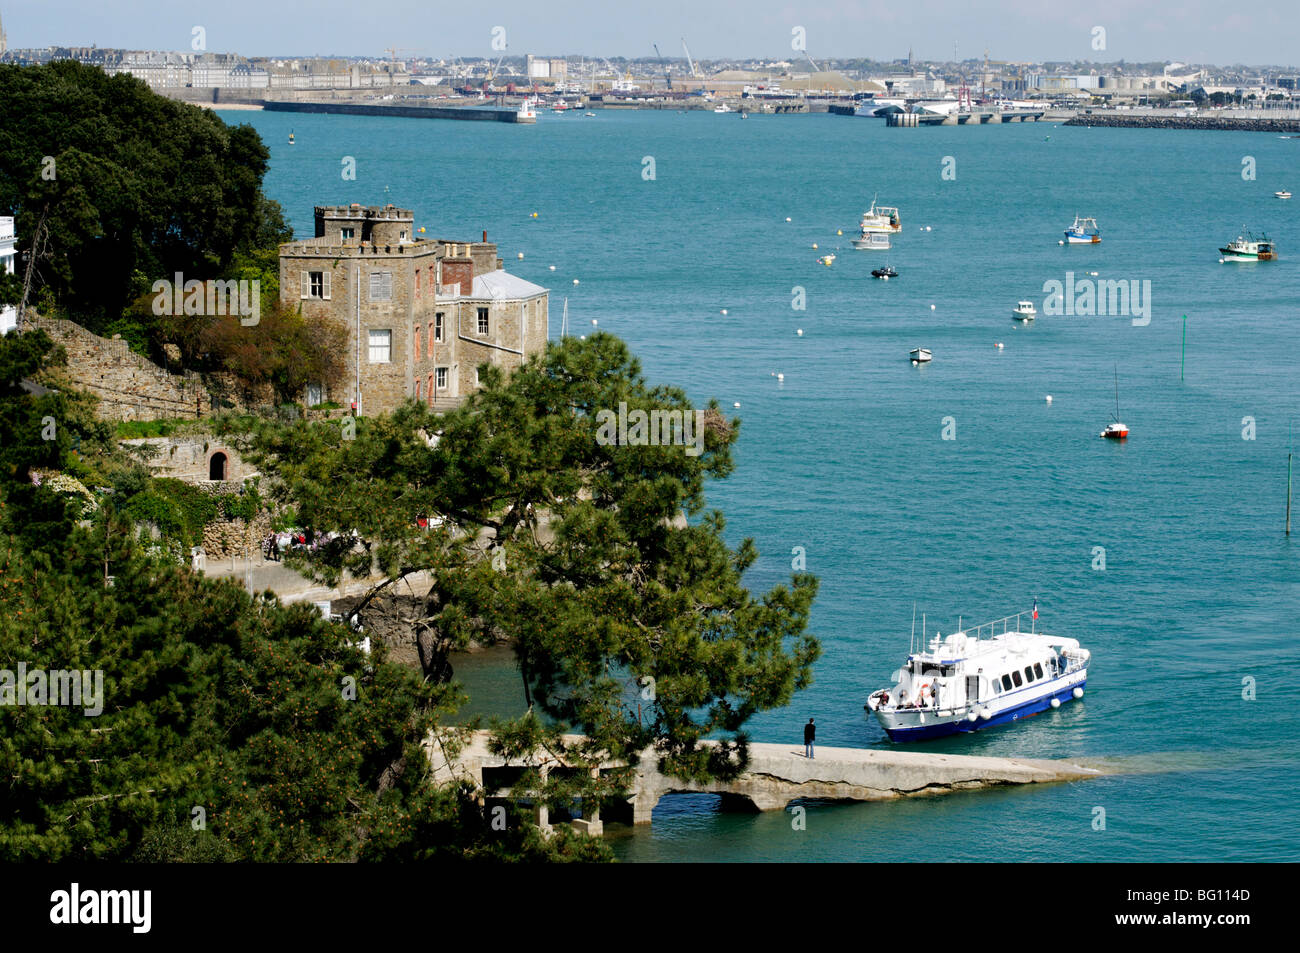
left=1276, top=191, right=1292, bottom=199
left=853, top=230, right=891, bottom=251
left=1100, top=366, right=1128, bottom=439
left=1012, top=300, right=1037, bottom=321
left=872, top=266, right=897, bottom=279
left=860, top=196, right=902, bottom=233
left=1064, top=215, right=1101, bottom=244
left=1219, top=231, right=1277, bottom=261
left=865, top=608, right=1090, bottom=742
left=909, top=347, right=932, bottom=364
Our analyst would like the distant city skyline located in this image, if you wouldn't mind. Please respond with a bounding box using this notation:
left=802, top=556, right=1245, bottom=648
left=1, top=1, right=1297, bottom=67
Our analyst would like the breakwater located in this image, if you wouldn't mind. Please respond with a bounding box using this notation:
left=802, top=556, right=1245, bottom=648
left=263, top=100, right=523, bottom=123
left=1065, top=113, right=1300, bottom=133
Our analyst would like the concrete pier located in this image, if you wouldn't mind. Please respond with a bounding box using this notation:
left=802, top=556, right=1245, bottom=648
left=429, top=730, right=1106, bottom=830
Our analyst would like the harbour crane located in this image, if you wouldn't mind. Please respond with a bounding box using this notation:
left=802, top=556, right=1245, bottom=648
left=653, top=43, right=671, bottom=90
left=681, top=38, right=700, bottom=79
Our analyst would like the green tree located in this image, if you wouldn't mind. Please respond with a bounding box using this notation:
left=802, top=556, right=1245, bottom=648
left=232, top=333, right=821, bottom=800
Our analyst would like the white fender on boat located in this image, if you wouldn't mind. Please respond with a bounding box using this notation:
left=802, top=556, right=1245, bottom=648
left=1073, top=687, right=1084, bottom=699
left=980, top=707, right=992, bottom=720
left=967, top=711, right=978, bottom=722
left=1050, top=697, right=1061, bottom=709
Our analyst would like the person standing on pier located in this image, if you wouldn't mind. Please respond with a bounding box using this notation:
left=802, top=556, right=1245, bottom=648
left=804, top=718, right=816, bottom=759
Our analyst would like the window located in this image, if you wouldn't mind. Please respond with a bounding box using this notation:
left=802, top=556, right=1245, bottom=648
left=369, top=271, right=393, bottom=302
left=1011, top=670, right=1023, bottom=688
left=477, top=307, right=489, bottom=334
left=1024, top=666, right=1035, bottom=683
left=414, top=326, right=421, bottom=361
left=1001, top=674, right=1013, bottom=691
left=341, top=227, right=355, bottom=241
left=368, top=329, right=392, bottom=363
left=434, top=312, right=444, bottom=343
left=301, top=270, right=330, bottom=299
left=399, top=230, right=407, bottom=242
left=435, top=367, right=448, bottom=389
left=1034, top=662, right=1044, bottom=680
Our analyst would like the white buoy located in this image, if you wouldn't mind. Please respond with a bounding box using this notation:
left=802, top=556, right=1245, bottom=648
left=591, top=319, right=598, bottom=326
left=995, top=342, right=1004, bottom=349
left=1058, top=240, right=1065, bottom=246
left=777, top=373, right=784, bottom=381
left=1073, top=687, right=1084, bottom=699
left=925, top=226, right=932, bottom=232
left=796, top=328, right=803, bottom=336
left=573, top=279, right=580, bottom=285
left=549, top=265, right=556, bottom=271
left=812, top=243, right=818, bottom=249
left=733, top=402, right=741, bottom=408
left=1046, top=395, right=1053, bottom=403
left=1050, top=697, right=1061, bottom=709
left=517, top=252, right=524, bottom=259
left=1089, top=271, right=1098, bottom=277
left=785, top=217, right=792, bottom=222
left=930, top=304, right=936, bottom=311
left=720, top=308, right=728, bottom=315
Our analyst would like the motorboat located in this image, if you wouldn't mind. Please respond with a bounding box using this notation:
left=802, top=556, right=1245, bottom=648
left=860, top=196, right=902, bottom=233
left=871, top=266, right=897, bottom=279
left=1219, top=230, right=1277, bottom=260
left=909, top=347, right=932, bottom=364
left=1276, top=191, right=1292, bottom=199
left=853, top=231, right=891, bottom=251
left=1012, top=300, right=1037, bottom=321
left=865, top=607, right=1090, bottom=741
left=1064, top=215, right=1101, bottom=244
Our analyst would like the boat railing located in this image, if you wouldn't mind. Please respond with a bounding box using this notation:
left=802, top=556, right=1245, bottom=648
left=965, top=612, right=1029, bottom=640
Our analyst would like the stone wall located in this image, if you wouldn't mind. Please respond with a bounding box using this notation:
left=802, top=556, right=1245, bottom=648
left=121, top=434, right=256, bottom=484
left=200, top=508, right=272, bottom=561
left=28, top=315, right=211, bottom=422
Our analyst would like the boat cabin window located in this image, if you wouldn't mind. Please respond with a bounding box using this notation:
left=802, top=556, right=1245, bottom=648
left=1001, top=674, right=1013, bottom=691
left=1023, top=666, right=1035, bottom=683
left=1011, top=670, right=1023, bottom=688
left=1034, top=662, right=1044, bottom=680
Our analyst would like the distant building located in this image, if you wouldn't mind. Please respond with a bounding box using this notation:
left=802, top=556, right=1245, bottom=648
left=1, top=216, right=16, bottom=334
left=527, top=54, right=550, bottom=79
left=279, top=205, right=549, bottom=416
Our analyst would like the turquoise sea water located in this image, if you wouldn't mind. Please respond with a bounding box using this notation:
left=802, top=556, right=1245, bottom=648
left=224, top=108, right=1300, bottom=862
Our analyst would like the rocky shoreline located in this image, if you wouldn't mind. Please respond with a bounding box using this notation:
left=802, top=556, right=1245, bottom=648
left=1065, top=114, right=1300, bottom=133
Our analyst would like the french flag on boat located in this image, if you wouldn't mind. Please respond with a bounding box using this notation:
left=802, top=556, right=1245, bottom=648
left=1032, top=599, right=1038, bottom=621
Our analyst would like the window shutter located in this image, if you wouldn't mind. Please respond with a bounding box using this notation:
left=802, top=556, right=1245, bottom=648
left=321, top=271, right=331, bottom=300
left=301, top=271, right=310, bottom=299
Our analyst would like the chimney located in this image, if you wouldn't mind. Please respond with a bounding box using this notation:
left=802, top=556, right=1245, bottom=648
left=482, top=230, right=487, bottom=242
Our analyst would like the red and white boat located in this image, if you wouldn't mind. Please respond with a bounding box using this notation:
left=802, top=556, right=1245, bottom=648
left=1099, top=367, right=1128, bottom=439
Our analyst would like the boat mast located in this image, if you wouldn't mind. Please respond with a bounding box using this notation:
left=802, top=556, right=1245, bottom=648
left=910, top=602, right=916, bottom=655
left=1113, top=364, right=1120, bottom=421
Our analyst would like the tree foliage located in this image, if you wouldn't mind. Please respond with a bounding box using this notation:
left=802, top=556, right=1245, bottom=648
left=232, top=334, right=822, bottom=792
left=0, top=61, right=291, bottom=331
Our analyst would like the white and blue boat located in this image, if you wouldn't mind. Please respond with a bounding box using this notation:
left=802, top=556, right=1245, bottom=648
left=866, top=608, right=1090, bottom=742
left=1063, top=215, right=1101, bottom=244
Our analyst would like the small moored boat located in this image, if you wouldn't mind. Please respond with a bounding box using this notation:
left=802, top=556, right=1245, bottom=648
left=288, top=130, right=295, bottom=145
left=871, top=266, right=897, bottom=279
left=860, top=196, right=902, bottom=233
left=853, top=230, right=891, bottom=251
left=1276, top=191, right=1292, bottom=199
left=865, top=606, right=1090, bottom=742
left=909, top=347, right=932, bottom=364
left=1012, top=300, right=1037, bottom=321
left=1100, top=366, right=1128, bottom=439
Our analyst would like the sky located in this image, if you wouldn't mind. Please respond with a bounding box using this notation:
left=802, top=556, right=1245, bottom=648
left=3, top=0, right=1298, bottom=67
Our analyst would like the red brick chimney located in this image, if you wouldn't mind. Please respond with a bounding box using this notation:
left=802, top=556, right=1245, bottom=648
left=441, top=258, right=473, bottom=296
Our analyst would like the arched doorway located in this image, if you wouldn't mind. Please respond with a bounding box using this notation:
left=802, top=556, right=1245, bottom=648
left=209, top=452, right=228, bottom=481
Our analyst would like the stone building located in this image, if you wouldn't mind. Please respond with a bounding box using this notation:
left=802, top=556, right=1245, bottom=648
left=279, top=204, right=548, bottom=416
